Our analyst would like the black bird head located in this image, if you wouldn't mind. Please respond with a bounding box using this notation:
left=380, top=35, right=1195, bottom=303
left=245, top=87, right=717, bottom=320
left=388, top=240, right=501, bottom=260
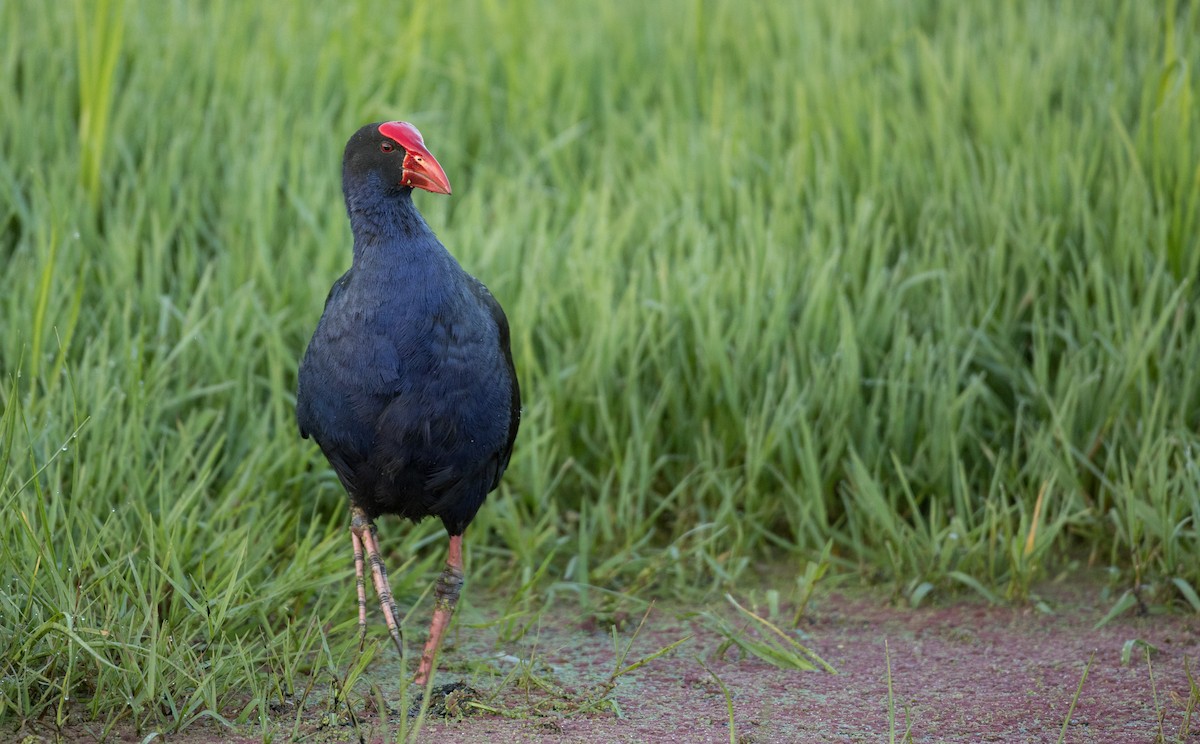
left=342, top=121, right=452, bottom=200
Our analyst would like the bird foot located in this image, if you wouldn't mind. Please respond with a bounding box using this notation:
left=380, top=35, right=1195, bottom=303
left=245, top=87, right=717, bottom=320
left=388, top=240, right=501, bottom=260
left=407, top=681, right=477, bottom=719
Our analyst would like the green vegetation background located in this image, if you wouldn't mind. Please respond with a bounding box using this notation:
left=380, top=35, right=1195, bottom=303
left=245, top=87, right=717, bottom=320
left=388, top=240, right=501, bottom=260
left=1, top=0, right=1197, bottom=733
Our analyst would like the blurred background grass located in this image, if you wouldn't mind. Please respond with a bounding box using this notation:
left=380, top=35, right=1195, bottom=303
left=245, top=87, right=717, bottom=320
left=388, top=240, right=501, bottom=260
left=1, top=0, right=1198, bottom=733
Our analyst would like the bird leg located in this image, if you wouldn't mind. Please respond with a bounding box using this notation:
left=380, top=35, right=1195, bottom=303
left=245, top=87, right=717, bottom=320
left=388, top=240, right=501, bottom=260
left=349, top=526, right=369, bottom=648
left=414, top=534, right=464, bottom=685
left=349, top=506, right=404, bottom=656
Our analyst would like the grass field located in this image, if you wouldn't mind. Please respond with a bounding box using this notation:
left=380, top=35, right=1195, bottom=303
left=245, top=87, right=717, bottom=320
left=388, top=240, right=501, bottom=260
left=2, top=0, right=1199, bottom=737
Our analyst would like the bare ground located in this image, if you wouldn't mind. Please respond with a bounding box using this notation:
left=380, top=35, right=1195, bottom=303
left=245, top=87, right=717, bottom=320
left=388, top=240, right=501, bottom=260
left=18, top=572, right=1200, bottom=743
left=406, top=575, right=1200, bottom=743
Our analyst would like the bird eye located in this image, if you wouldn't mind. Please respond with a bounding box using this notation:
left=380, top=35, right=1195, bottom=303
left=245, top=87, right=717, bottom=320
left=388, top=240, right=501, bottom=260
left=380, top=142, right=395, bottom=153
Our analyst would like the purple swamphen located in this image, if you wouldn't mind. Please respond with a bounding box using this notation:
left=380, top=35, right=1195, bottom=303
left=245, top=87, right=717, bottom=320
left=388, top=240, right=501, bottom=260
left=296, top=122, right=520, bottom=684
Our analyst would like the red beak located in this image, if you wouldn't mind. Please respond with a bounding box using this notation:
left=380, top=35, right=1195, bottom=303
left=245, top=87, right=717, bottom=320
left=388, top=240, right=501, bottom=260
left=378, top=121, right=452, bottom=195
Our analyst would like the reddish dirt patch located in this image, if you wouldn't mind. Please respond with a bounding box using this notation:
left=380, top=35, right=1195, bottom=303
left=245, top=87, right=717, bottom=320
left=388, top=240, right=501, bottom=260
left=410, top=578, right=1199, bottom=743
left=20, top=575, right=1200, bottom=743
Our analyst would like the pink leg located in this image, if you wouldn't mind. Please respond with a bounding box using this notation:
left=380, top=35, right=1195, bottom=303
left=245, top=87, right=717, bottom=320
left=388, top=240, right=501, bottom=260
left=350, top=506, right=404, bottom=656
left=349, top=528, right=369, bottom=648
left=415, top=534, right=464, bottom=684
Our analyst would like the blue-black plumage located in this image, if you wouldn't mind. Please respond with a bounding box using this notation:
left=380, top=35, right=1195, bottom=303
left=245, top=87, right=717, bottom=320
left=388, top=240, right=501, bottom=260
left=296, top=121, right=520, bottom=684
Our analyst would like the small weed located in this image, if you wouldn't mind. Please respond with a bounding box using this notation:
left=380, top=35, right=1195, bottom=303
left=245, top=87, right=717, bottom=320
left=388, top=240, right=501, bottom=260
left=1057, top=652, right=1095, bottom=744
left=569, top=603, right=692, bottom=715
left=697, top=656, right=737, bottom=744
left=792, top=540, right=833, bottom=626
left=1179, top=657, right=1199, bottom=740
left=883, top=640, right=914, bottom=744
left=710, top=595, right=835, bottom=673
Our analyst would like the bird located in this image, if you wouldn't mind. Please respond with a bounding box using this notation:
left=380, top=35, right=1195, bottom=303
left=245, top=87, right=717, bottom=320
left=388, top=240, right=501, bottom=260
left=296, top=121, right=520, bottom=685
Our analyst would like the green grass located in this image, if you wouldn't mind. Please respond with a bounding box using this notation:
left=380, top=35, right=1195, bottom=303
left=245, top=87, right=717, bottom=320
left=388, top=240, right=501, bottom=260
left=1, top=0, right=1199, bottom=736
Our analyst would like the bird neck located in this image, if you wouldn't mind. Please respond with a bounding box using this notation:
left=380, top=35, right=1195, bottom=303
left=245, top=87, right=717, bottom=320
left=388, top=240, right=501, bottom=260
left=344, top=179, right=437, bottom=265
